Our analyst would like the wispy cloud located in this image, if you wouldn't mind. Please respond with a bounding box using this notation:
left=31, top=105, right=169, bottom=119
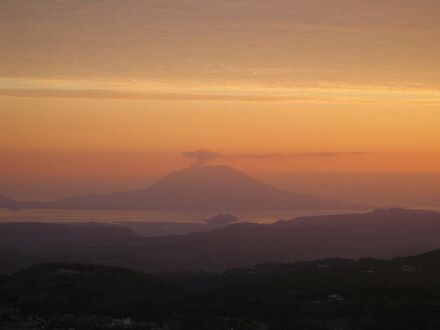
left=2, top=88, right=440, bottom=105
left=2, top=77, right=440, bottom=105
left=182, top=149, right=371, bottom=167
left=0, top=88, right=336, bottom=102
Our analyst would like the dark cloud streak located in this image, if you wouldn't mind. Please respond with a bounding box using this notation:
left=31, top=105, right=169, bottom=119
left=182, top=149, right=371, bottom=167
left=182, top=150, right=221, bottom=168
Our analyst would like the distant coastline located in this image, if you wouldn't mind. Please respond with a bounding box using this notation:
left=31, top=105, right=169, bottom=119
left=0, top=208, right=369, bottom=224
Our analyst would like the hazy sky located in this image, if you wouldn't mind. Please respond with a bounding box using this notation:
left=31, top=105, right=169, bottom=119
left=1, top=0, right=440, bottom=206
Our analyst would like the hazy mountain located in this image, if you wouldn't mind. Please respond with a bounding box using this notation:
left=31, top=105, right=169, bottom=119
left=1, top=209, right=440, bottom=273
left=14, top=165, right=365, bottom=211
left=172, top=208, right=440, bottom=270
left=147, top=208, right=440, bottom=270
left=273, top=207, right=440, bottom=232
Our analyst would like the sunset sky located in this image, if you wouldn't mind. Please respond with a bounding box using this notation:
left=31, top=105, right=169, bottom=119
left=1, top=0, right=440, bottom=206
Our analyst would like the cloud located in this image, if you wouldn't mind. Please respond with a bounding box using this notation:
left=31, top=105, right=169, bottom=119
left=182, top=149, right=371, bottom=167
left=2, top=0, right=439, bottom=103
left=182, top=150, right=222, bottom=167
left=2, top=89, right=439, bottom=105
left=293, top=152, right=369, bottom=158
left=0, top=88, right=337, bottom=102
left=0, top=88, right=380, bottom=104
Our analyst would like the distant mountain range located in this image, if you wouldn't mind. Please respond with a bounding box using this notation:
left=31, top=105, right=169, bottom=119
left=2, top=165, right=367, bottom=211
left=1, top=208, right=440, bottom=273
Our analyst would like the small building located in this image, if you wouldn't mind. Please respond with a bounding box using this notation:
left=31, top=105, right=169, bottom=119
left=111, top=317, right=133, bottom=328
left=401, top=264, right=419, bottom=272
left=328, top=294, right=344, bottom=302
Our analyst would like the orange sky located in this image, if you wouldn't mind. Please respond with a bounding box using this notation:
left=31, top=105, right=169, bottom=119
left=1, top=1, right=440, bottom=205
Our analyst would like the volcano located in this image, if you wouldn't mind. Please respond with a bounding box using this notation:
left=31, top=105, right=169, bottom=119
left=11, top=165, right=367, bottom=211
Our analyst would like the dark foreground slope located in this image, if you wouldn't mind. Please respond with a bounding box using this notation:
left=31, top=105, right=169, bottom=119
left=1, top=209, right=440, bottom=273
left=9, top=166, right=364, bottom=211
left=3, top=250, right=440, bottom=329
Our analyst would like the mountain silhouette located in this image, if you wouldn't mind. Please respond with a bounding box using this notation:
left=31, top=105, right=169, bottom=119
left=11, top=165, right=366, bottom=210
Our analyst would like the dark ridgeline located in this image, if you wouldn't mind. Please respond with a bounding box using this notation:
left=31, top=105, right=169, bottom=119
left=1, top=208, right=440, bottom=274
left=3, top=165, right=367, bottom=211
left=3, top=249, right=440, bottom=328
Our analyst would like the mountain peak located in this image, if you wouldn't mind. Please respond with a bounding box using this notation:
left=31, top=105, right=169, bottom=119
left=175, top=165, right=246, bottom=177
left=187, top=164, right=236, bottom=171
left=150, top=165, right=263, bottom=189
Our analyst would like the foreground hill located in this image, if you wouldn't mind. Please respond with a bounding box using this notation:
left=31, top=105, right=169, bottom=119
left=1, top=209, right=440, bottom=273
left=10, top=165, right=365, bottom=211
left=0, top=263, right=179, bottom=316
left=3, top=250, right=440, bottom=328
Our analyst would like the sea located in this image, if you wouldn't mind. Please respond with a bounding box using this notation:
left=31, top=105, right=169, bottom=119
left=0, top=208, right=367, bottom=225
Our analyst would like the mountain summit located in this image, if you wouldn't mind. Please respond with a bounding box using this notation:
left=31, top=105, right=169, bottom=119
left=13, top=165, right=366, bottom=211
